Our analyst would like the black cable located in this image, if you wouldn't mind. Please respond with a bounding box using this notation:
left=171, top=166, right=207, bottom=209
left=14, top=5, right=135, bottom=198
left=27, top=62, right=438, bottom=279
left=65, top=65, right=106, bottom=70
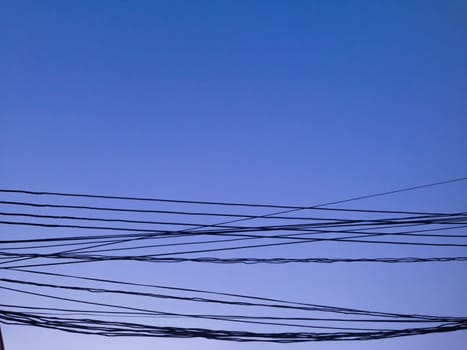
left=2, top=176, right=466, bottom=208
left=1, top=310, right=466, bottom=342
left=2, top=210, right=465, bottom=230
left=2, top=251, right=466, bottom=264
left=0, top=200, right=460, bottom=217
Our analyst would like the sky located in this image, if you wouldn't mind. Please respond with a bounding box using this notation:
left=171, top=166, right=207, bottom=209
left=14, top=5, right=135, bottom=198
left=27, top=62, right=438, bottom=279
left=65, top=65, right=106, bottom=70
left=1, top=0, right=467, bottom=349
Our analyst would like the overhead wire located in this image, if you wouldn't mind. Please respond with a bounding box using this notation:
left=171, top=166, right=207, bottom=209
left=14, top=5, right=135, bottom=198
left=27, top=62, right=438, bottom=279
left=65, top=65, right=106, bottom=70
left=1, top=176, right=466, bottom=209
left=1, top=178, right=467, bottom=342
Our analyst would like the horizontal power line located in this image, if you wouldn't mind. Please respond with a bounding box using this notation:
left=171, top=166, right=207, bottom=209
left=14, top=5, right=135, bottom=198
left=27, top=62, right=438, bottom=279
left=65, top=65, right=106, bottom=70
left=1, top=176, right=466, bottom=209
left=1, top=252, right=466, bottom=264
left=0, top=200, right=458, bottom=217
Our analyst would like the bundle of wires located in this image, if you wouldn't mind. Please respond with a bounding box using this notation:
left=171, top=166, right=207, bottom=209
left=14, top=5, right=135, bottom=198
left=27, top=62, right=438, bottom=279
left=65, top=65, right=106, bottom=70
left=0, top=178, right=466, bottom=342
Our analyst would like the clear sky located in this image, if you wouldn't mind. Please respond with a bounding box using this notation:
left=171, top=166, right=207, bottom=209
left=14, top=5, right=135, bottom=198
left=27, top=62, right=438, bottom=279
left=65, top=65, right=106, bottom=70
left=1, top=1, right=467, bottom=349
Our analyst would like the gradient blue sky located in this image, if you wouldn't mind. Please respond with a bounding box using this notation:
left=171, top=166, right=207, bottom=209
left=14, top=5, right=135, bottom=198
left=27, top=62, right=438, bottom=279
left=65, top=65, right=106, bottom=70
left=1, top=1, right=467, bottom=349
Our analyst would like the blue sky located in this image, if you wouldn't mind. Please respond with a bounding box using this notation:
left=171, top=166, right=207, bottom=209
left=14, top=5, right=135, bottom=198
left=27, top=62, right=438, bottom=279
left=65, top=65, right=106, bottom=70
left=1, top=1, right=467, bottom=349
